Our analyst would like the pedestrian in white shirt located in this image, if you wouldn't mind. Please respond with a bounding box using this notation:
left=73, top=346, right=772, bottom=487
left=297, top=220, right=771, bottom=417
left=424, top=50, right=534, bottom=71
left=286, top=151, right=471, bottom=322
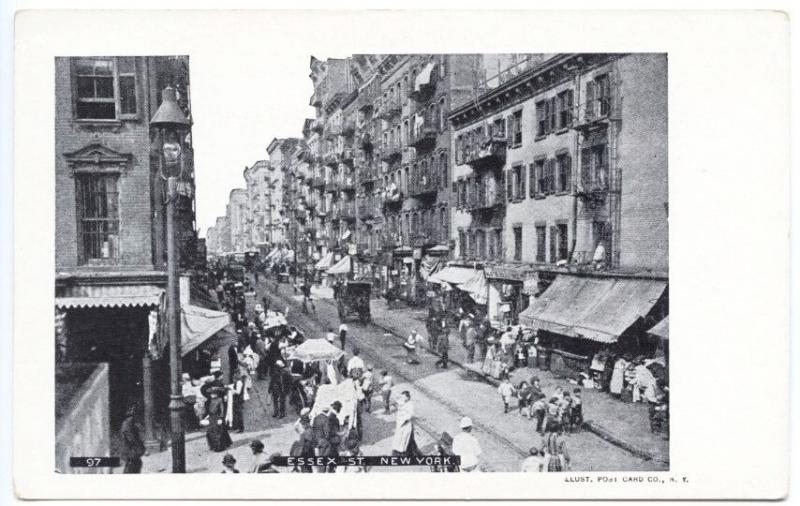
left=346, top=347, right=365, bottom=377
left=452, top=417, right=482, bottom=472
left=497, top=377, right=516, bottom=414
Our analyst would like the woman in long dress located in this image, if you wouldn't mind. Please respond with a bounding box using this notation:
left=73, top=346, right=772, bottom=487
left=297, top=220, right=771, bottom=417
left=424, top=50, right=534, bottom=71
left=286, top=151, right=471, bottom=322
left=541, top=430, right=570, bottom=472
left=206, top=388, right=232, bottom=452
left=391, top=392, right=417, bottom=456
left=609, top=355, right=629, bottom=396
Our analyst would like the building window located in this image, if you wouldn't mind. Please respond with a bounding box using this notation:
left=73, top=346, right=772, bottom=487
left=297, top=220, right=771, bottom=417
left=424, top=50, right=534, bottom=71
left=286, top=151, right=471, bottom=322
left=548, top=96, right=558, bottom=132
left=513, top=226, right=522, bottom=261
left=557, top=224, right=569, bottom=261
left=439, top=152, right=448, bottom=189
left=535, top=225, right=546, bottom=262
left=438, top=97, right=446, bottom=131
left=76, top=174, right=120, bottom=262
left=476, top=229, right=486, bottom=259
left=558, top=89, right=574, bottom=129
left=556, top=153, right=572, bottom=192
left=458, top=229, right=466, bottom=258
left=73, top=57, right=137, bottom=120
left=495, top=228, right=504, bottom=260
left=511, top=165, right=525, bottom=200
left=535, top=100, right=547, bottom=137
left=505, top=169, right=513, bottom=202
left=592, top=221, right=612, bottom=264
left=581, top=145, right=609, bottom=190
left=439, top=207, right=447, bottom=242
left=508, top=110, right=523, bottom=147
left=544, top=159, right=556, bottom=194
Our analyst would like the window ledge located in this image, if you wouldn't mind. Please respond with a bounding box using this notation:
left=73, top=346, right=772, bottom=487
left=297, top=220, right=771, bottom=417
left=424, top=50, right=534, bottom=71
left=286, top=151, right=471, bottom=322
left=555, top=127, right=570, bottom=136
left=555, top=191, right=572, bottom=197
left=533, top=193, right=546, bottom=200
left=534, top=134, right=547, bottom=142
left=509, top=143, right=522, bottom=150
left=72, top=119, right=123, bottom=126
left=511, top=197, right=525, bottom=204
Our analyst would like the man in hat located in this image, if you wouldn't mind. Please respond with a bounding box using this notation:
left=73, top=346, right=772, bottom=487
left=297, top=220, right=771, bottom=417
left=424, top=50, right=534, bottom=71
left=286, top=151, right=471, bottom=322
left=268, top=360, right=290, bottom=418
left=435, top=318, right=451, bottom=369
left=464, top=321, right=478, bottom=363
left=452, top=416, right=482, bottom=472
left=120, top=405, right=145, bottom=473
left=312, top=405, right=332, bottom=472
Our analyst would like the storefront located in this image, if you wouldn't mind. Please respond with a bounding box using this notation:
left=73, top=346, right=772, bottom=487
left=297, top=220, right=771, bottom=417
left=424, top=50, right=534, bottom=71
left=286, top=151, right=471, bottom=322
left=519, top=273, right=668, bottom=379
left=427, top=263, right=488, bottom=318
left=484, top=264, right=538, bottom=326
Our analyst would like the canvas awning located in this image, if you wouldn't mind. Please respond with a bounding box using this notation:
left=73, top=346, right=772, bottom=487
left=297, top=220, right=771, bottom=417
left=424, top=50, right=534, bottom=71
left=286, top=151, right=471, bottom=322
left=428, top=266, right=477, bottom=285
left=315, top=252, right=334, bottom=270
left=418, top=255, right=444, bottom=281
left=428, top=266, right=488, bottom=304
left=181, top=305, right=232, bottom=356
left=414, top=62, right=435, bottom=92
left=327, top=255, right=352, bottom=275
left=519, top=275, right=667, bottom=343
left=648, top=316, right=669, bottom=340
left=55, top=284, right=163, bottom=309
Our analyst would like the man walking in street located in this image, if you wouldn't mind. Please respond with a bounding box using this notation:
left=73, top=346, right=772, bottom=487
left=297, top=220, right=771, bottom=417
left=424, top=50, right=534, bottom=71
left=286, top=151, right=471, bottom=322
left=465, top=320, right=478, bottom=363
left=435, top=318, right=450, bottom=368
left=339, top=322, right=348, bottom=350
left=452, top=417, right=482, bottom=472
left=268, top=360, right=290, bottom=418
left=120, top=405, right=145, bottom=473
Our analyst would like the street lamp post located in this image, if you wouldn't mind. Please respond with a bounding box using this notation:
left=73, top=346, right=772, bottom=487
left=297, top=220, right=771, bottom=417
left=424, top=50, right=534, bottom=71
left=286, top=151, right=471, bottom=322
left=150, top=86, right=192, bottom=473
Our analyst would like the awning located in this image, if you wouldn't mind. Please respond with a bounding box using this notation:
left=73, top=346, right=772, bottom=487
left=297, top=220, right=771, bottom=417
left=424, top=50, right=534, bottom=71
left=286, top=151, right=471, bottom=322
left=315, top=252, right=334, bottom=270
left=460, top=270, right=488, bottom=304
left=327, top=255, right=352, bottom=275
left=414, top=62, right=435, bottom=92
left=428, top=266, right=478, bottom=285
left=648, top=316, right=669, bottom=340
left=280, top=249, right=295, bottom=262
left=394, top=246, right=413, bottom=255
left=181, top=304, right=232, bottom=356
left=55, top=284, right=163, bottom=309
left=265, top=248, right=280, bottom=262
left=519, top=275, right=667, bottom=343
left=419, top=255, right=444, bottom=281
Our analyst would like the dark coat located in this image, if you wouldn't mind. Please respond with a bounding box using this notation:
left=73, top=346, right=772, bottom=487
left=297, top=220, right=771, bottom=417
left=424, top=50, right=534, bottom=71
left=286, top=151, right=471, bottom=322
left=120, top=416, right=145, bottom=460
left=312, top=412, right=331, bottom=448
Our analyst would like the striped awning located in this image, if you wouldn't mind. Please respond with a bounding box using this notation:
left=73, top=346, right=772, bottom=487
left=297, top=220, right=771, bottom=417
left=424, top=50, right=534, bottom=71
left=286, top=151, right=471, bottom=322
left=55, top=284, right=163, bottom=309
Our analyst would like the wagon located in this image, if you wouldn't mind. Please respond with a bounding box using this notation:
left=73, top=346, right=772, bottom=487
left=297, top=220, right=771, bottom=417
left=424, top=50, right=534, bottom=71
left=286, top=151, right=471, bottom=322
left=336, top=281, right=372, bottom=323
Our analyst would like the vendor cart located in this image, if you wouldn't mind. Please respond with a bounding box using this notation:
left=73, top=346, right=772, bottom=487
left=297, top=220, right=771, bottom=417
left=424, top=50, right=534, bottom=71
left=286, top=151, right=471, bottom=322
left=336, top=281, right=372, bottom=323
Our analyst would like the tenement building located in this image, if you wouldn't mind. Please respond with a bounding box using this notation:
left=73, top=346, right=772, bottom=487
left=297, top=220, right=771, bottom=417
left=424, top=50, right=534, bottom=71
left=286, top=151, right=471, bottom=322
left=55, top=56, right=232, bottom=453
left=449, top=53, right=668, bottom=376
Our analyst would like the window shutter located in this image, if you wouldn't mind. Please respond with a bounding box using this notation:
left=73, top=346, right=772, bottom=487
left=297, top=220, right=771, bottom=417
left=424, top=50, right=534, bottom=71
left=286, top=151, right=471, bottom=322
left=566, top=90, right=574, bottom=127
left=549, top=96, right=558, bottom=132
left=505, top=116, right=513, bottom=145
left=452, top=181, right=458, bottom=208
left=519, top=165, right=526, bottom=198
left=564, top=154, right=572, bottom=192
left=549, top=226, right=557, bottom=264
left=529, top=163, right=536, bottom=197
left=585, top=81, right=596, bottom=119
left=580, top=148, right=592, bottom=190
left=506, top=170, right=513, bottom=202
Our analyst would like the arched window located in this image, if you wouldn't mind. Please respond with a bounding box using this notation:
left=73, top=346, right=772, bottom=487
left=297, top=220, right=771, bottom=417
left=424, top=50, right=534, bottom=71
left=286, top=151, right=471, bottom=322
left=439, top=97, right=446, bottom=131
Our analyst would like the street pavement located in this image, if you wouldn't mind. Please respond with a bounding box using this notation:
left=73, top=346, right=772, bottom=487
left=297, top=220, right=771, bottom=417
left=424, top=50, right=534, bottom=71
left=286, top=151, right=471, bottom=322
left=258, top=276, right=666, bottom=472
left=142, top=275, right=666, bottom=473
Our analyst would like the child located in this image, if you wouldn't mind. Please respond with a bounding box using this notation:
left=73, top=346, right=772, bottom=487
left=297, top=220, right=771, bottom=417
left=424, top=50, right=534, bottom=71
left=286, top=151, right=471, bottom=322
left=361, top=366, right=374, bottom=413
left=531, top=393, right=548, bottom=434
left=497, top=377, right=516, bottom=414
left=552, top=386, right=564, bottom=401
left=558, top=392, right=572, bottom=434
left=520, top=447, right=545, bottom=473
left=517, top=381, right=533, bottom=418
left=570, top=388, right=583, bottom=433
left=545, top=397, right=561, bottom=433
left=380, top=370, right=394, bottom=414
left=221, top=453, right=239, bottom=473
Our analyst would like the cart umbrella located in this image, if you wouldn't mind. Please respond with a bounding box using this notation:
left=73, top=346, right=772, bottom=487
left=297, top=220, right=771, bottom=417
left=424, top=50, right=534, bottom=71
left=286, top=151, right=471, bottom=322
left=288, top=338, right=344, bottom=363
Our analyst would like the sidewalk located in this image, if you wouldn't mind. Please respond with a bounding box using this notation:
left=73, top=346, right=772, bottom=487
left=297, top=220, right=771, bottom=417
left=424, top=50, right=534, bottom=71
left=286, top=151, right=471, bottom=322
left=307, top=284, right=669, bottom=465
